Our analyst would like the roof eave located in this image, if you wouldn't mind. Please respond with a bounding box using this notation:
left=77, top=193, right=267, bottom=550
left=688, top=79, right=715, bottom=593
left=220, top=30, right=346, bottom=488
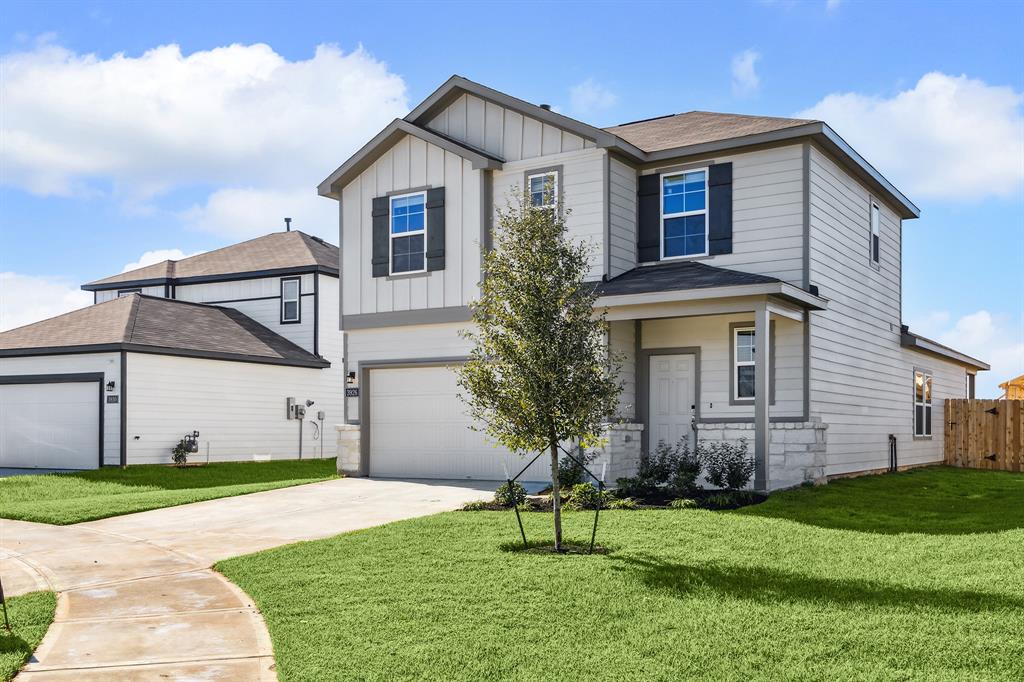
left=594, top=281, right=828, bottom=311
left=900, top=332, right=989, bottom=371
left=82, top=264, right=339, bottom=292
left=317, top=118, right=503, bottom=200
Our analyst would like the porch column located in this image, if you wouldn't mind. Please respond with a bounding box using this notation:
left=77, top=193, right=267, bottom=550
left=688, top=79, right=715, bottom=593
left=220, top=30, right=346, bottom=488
left=754, top=301, right=770, bottom=491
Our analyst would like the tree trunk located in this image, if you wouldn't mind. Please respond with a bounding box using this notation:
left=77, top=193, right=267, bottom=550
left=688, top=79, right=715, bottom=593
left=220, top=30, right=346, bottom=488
left=549, top=429, right=563, bottom=552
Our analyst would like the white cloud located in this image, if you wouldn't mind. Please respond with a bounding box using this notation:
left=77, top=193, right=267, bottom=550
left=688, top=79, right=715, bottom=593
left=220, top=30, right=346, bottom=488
left=1, top=40, right=408, bottom=235
left=121, top=249, right=203, bottom=273
left=909, top=309, right=1024, bottom=398
left=797, top=72, right=1024, bottom=200
left=568, top=78, right=618, bottom=117
left=180, top=186, right=338, bottom=242
left=0, top=272, right=92, bottom=331
left=731, top=49, right=761, bottom=97
left=826, top=0, right=842, bottom=11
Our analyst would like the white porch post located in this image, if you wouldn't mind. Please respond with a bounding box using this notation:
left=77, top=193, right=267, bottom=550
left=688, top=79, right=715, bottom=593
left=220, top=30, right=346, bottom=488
left=754, top=300, right=770, bottom=491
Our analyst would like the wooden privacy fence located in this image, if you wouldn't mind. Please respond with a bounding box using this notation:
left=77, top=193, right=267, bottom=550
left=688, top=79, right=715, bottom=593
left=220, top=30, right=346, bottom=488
left=944, top=399, right=1024, bottom=472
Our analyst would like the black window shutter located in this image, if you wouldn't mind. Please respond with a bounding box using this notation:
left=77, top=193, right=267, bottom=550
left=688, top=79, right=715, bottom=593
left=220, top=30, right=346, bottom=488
left=371, top=196, right=389, bottom=278
left=708, top=163, right=733, bottom=255
left=637, top=174, right=661, bottom=263
left=426, top=187, right=446, bottom=271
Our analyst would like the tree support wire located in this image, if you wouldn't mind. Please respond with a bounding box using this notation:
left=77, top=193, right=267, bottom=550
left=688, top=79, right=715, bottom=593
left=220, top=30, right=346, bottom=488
left=504, top=451, right=543, bottom=549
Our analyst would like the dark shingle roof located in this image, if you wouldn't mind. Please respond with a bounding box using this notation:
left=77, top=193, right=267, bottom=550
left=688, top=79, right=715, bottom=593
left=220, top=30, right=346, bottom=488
left=0, top=295, right=328, bottom=367
left=604, top=111, right=815, bottom=153
left=86, top=231, right=338, bottom=287
left=595, top=261, right=781, bottom=298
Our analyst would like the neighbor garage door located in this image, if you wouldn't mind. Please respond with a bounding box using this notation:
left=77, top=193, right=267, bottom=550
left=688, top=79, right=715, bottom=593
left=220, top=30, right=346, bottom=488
left=368, top=365, right=549, bottom=481
left=0, top=379, right=101, bottom=469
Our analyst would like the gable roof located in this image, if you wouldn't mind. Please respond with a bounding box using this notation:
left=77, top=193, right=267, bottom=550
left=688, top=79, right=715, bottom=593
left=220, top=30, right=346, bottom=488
left=84, top=231, right=338, bottom=290
left=0, top=295, right=328, bottom=368
left=605, top=111, right=816, bottom=152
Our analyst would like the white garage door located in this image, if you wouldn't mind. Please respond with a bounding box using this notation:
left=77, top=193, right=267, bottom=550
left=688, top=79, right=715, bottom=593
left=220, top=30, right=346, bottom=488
left=0, top=381, right=100, bottom=469
left=369, top=366, right=549, bottom=481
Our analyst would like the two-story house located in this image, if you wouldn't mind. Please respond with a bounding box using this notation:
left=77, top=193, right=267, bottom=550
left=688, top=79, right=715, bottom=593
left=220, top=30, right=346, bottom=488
left=321, top=76, right=988, bottom=490
left=0, top=230, right=342, bottom=469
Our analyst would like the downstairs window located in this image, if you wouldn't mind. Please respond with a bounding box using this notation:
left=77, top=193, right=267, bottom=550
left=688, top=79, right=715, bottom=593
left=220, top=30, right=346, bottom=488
left=914, top=369, right=933, bottom=437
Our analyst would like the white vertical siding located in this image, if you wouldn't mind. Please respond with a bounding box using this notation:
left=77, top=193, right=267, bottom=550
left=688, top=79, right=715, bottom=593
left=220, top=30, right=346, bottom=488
left=95, top=285, right=165, bottom=303
left=639, top=144, right=805, bottom=285
left=0, top=353, right=122, bottom=466
left=426, top=93, right=595, bottom=162
left=340, top=134, right=482, bottom=316
left=806, top=144, right=967, bottom=474
left=492, top=148, right=608, bottom=280
left=608, top=157, right=637, bottom=278
left=641, top=313, right=804, bottom=420
left=125, top=353, right=341, bottom=464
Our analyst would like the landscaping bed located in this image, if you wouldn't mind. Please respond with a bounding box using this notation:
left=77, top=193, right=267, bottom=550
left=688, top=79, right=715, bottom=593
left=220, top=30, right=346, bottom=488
left=0, top=458, right=338, bottom=524
left=0, top=591, right=56, bottom=681
left=218, top=467, right=1024, bottom=681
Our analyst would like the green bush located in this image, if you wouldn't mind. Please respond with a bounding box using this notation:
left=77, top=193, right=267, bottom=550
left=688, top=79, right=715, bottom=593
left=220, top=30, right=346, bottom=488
left=494, top=481, right=527, bottom=508
left=607, top=497, right=639, bottom=510
left=615, top=436, right=704, bottom=498
left=703, top=492, right=737, bottom=509
left=171, top=439, right=190, bottom=467
left=565, top=483, right=612, bottom=510
left=702, top=439, right=755, bottom=491
left=668, top=498, right=698, bottom=510
left=461, top=500, right=491, bottom=511
left=557, top=449, right=599, bottom=488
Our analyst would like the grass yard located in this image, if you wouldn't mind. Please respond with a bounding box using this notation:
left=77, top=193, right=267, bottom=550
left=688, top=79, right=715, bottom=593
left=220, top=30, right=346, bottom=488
left=0, top=591, right=56, bottom=682
left=0, top=458, right=337, bottom=525
left=218, top=467, right=1024, bottom=681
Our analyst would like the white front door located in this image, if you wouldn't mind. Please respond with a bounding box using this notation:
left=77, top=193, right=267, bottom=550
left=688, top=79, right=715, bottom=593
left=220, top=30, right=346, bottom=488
left=648, top=354, right=696, bottom=451
left=0, top=381, right=100, bottom=469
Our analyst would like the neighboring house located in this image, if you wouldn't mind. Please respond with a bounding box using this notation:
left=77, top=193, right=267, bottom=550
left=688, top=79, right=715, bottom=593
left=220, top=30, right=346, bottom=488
left=320, top=75, right=989, bottom=489
left=0, top=231, right=342, bottom=469
left=1000, top=374, right=1024, bottom=400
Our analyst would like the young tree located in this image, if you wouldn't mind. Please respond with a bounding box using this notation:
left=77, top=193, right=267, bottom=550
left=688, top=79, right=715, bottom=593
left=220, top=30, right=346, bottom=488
left=458, top=189, right=621, bottom=551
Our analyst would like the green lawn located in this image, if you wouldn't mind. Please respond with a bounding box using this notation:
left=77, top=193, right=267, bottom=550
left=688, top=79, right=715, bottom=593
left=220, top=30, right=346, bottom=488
left=0, top=591, right=56, bottom=682
left=218, top=467, right=1024, bottom=681
left=0, top=458, right=338, bottom=525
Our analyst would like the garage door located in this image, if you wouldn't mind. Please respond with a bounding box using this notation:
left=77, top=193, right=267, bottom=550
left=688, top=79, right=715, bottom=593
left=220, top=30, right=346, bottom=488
left=368, top=365, right=549, bottom=481
left=0, top=380, right=100, bottom=469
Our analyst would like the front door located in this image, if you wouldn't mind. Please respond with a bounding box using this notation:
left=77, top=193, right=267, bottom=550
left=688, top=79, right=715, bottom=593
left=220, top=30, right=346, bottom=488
left=648, top=354, right=696, bottom=451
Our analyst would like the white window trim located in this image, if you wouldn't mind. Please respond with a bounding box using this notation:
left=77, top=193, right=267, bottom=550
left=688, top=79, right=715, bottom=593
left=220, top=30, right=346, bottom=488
left=870, top=201, right=881, bottom=264
left=281, top=277, right=301, bottom=323
left=733, top=326, right=755, bottom=402
left=913, top=369, right=933, bottom=438
left=527, top=171, right=558, bottom=211
left=389, top=190, right=427, bottom=276
left=659, top=167, right=709, bottom=261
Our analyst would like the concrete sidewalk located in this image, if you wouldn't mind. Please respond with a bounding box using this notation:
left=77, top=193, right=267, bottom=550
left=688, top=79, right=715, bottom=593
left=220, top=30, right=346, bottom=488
left=1, top=478, right=494, bottom=680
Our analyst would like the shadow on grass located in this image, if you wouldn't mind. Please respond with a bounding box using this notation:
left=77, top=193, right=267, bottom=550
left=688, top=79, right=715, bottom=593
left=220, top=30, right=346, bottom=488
left=736, top=467, right=1024, bottom=536
left=612, top=553, right=1022, bottom=613
left=498, top=538, right=614, bottom=554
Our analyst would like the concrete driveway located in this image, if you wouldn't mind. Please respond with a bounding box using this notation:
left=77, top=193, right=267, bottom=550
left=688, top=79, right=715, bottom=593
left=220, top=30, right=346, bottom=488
left=0, top=478, right=494, bottom=680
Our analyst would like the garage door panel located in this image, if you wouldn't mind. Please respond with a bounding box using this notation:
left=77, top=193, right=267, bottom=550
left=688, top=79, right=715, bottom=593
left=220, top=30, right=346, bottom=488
left=369, top=366, right=549, bottom=481
left=0, top=382, right=99, bottom=470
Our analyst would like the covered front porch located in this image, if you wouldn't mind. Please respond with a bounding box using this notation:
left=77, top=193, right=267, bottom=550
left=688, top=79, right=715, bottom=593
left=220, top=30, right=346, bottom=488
left=593, top=263, right=829, bottom=491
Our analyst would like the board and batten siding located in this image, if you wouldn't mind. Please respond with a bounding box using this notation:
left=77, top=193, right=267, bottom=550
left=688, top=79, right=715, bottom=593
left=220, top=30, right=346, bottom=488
left=641, top=313, right=805, bottom=420
left=96, top=285, right=165, bottom=303
left=124, top=353, right=341, bottom=464
left=492, top=147, right=607, bottom=280
left=344, top=322, right=473, bottom=422
left=425, top=92, right=596, bottom=163
left=175, top=274, right=317, bottom=354
left=638, top=144, right=805, bottom=285
left=0, top=352, right=122, bottom=466
left=608, top=320, right=636, bottom=420
left=341, top=134, right=482, bottom=316
left=608, top=156, right=638, bottom=278
left=806, top=143, right=967, bottom=474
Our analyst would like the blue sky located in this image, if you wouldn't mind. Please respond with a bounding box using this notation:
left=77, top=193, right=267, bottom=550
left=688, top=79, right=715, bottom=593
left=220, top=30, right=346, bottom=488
left=1, top=0, right=1022, bottom=395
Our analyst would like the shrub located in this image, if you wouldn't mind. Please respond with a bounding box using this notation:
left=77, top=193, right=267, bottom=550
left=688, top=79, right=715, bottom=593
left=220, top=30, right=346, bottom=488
left=494, top=481, right=528, bottom=508
left=616, top=436, right=704, bottom=498
left=703, top=492, right=736, bottom=509
left=614, top=475, right=657, bottom=499
left=668, top=498, right=698, bottom=510
left=558, top=449, right=599, bottom=488
left=171, top=439, right=190, bottom=467
left=702, top=438, right=755, bottom=491
left=607, top=497, right=638, bottom=510
left=461, top=500, right=491, bottom=511
left=565, top=482, right=612, bottom=511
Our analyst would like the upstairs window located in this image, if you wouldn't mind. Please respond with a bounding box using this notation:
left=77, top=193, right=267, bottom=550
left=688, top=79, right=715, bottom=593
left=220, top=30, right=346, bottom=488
left=281, top=277, right=300, bottom=323
left=390, top=192, right=426, bottom=274
left=528, top=171, right=558, bottom=212
left=661, top=169, right=708, bottom=259
left=734, top=327, right=756, bottom=400
left=914, top=369, right=933, bottom=437
left=870, top=202, right=881, bottom=264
